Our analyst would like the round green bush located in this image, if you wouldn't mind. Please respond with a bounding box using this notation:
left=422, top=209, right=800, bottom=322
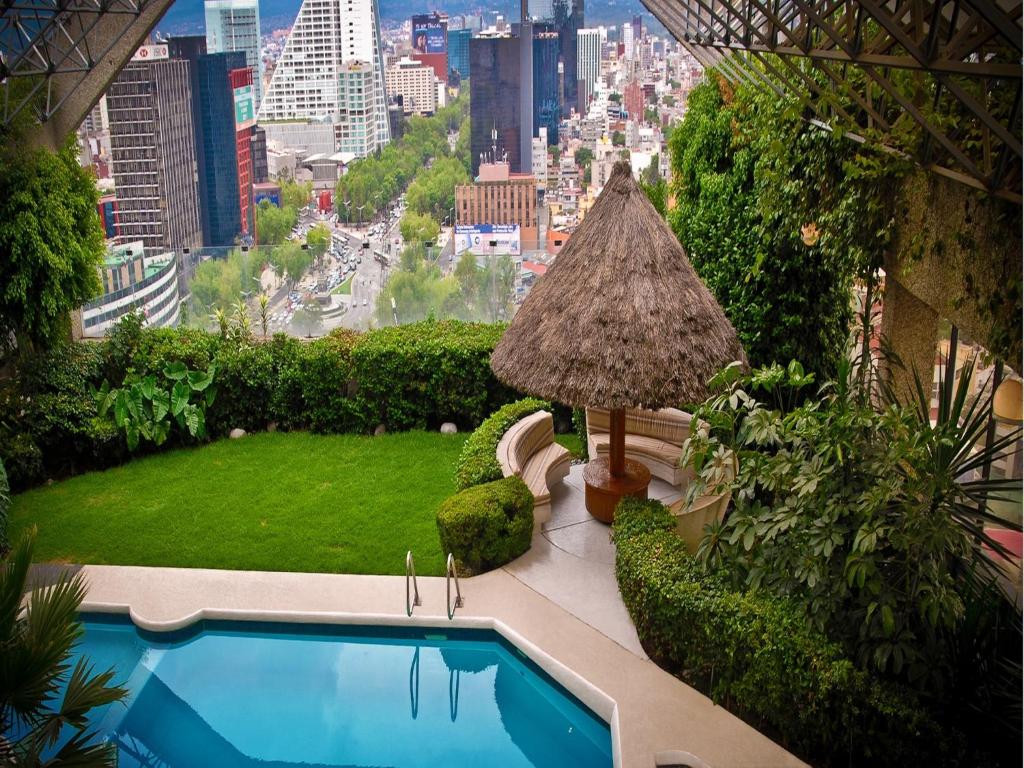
left=436, top=476, right=533, bottom=575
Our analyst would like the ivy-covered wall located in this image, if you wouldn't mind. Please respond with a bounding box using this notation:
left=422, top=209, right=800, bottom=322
left=889, top=171, right=1022, bottom=373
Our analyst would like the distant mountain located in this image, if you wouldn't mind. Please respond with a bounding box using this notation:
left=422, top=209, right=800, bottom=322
left=154, top=0, right=665, bottom=37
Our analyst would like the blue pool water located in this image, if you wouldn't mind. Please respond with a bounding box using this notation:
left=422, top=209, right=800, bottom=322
left=67, top=614, right=613, bottom=767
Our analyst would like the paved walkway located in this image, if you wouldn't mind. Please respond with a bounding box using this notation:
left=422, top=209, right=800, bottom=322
left=503, top=465, right=682, bottom=657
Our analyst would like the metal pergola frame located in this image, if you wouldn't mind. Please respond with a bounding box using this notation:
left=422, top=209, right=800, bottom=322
left=643, top=0, right=1023, bottom=201
left=0, top=0, right=154, bottom=130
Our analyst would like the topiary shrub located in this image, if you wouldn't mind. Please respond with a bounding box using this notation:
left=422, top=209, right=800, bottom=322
left=454, top=398, right=550, bottom=490
left=437, top=476, right=533, bottom=575
left=613, top=498, right=964, bottom=767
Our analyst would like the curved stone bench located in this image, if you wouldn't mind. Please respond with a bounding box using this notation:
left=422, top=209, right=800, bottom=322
left=586, top=406, right=695, bottom=487
left=587, top=406, right=734, bottom=545
left=496, top=410, right=572, bottom=531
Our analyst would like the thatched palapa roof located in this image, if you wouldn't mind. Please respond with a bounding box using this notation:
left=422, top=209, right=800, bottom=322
left=491, top=161, right=746, bottom=410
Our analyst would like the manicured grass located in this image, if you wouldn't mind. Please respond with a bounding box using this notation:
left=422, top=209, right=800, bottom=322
left=10, top=431, right=466, bottom=576
left=555, top=432, right=584, bottom=458
left=332, top=275, right=353, bottom=295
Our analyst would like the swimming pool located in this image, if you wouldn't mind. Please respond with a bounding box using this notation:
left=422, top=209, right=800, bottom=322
left=70, top=614, right=614, bottom=767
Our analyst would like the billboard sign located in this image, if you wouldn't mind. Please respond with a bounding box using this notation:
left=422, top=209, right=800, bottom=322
left=233, top=84, right=256, bottom=131
left=454, top=224, right=521, bottom=257
left=412, top=16, right=446, bottom=54
left=132, top=44, right=168, bottom=62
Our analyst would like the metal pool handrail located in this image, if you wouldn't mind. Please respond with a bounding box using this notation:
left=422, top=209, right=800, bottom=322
left=446, top=553, right=464, bottom=620
left=406, top=551, right=421, bottom=617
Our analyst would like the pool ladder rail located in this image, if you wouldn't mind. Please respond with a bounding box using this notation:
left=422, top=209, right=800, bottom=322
left=404, top=551, right=464, bottom=619
left=405, top=550, right=421, bottom=617
left=446, top=553, right=464, bottom=620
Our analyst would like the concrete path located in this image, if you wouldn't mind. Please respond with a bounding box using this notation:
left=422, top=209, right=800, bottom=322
left=503, top=464, right=681, bottom=657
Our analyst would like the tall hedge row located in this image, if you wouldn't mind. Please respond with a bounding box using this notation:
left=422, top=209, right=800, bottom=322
left=612, top=498, right=965, bottom=768
left=0, top=320, right=518, bottom=491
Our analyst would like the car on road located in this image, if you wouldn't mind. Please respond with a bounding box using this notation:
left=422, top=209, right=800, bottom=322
left=362, top=299, right=368, bottom=307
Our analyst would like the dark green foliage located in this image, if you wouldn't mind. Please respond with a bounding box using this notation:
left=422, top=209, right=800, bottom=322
left=0, top=531, right=127, bottom=765
left=570, top=408, right=589, bottom=461
left=436, top=476, right=533, bottom=575
left=668, top=78, right=902, bottom=380
left=2, top=320, right=519, bottom=490
left=613, top=499, right=964, bottom=767
left=351, top=321, right=513, bottom=432
left=454, top=398, right=550, bottom=490
left=0, top=141, right=104, bottom=354
left=0, top=458, right=8, bottom=554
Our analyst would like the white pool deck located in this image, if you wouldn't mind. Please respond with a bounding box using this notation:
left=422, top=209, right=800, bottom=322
left=59, top=464, right=805, bottom=768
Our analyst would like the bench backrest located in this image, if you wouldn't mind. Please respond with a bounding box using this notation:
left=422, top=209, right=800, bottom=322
left=586, top=406, right=692, bottom=447
left=507, top=410, right=555, bottom=475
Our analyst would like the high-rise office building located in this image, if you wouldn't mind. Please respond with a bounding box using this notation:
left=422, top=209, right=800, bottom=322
left=205, top=0, right=263, bottom=107
left=171, top=39, right=256, bottom=247
left=553, top=0, right=583, bottom=116
left=470, top=34, right=524, bottom=176
left=576, top=27, right=602, bottom=110
left=259, top=0, right=390, bottom=153
left=251, top=126, right=268, bottom=183
left=533, top=29, right=560, bottom=145
left=448, top=28, right=471, bottom=81
left=411, top=12, right=448, bottom=82
left=107, top=45, right=201, bottom=250
left=527, top=0, right=553, bottom=20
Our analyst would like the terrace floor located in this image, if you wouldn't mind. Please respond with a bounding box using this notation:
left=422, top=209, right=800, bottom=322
left=59, top=465, right=804, bottom=768
left=503, top=464, right=683, bottom=657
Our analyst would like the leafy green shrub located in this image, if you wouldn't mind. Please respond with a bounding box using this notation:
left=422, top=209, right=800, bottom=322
left=571, top=407, right=589, bottom=461
left=0, top=432, right=43, bottom=491
left=436, top=476, right=534, bottom=575
left=613, top=498, right=963, bottom=767
left=296, top=330, right=361, bottom=433
left=454, top=398, right=550, bottom=490
left=96, top=362, right=216, bottom=450
left=350, top=320, right=513, bottom=431
left=209, top=342, right=275, bottom=435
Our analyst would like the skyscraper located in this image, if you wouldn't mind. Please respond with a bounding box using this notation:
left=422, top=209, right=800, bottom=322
left=205, top=0, right=263, bottom=107
left=258, top=0, right=390, bottom=154
left=576, top=27, right=602, bottom=110
left=470, top=34, right=523, bottom=176
left=553, top=0, right=583, bottom=116
left=448, top=28, right=471, bottom=81
left=527, top=0, right=553, bottom=19
left=107, top=45, right=201, bottom=250
left=533, top=28, right=560, bottom=145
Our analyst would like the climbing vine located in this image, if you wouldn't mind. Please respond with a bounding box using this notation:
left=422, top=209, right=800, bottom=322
left=669, top=75, right=906, bottom=380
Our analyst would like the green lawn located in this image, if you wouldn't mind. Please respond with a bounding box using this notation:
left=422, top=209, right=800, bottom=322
left=11, top=431, right=466, bottom=576
left=332, top=275, right=353, bottom=295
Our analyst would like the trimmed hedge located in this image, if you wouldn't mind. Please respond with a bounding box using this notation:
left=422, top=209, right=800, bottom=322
left=0, top=320, right=519, bottom=491
left=453, top=398, right=550, bottom=490
left=612, top=497, right=965, bottom=768
left=436, top=476, right=533, bottom=575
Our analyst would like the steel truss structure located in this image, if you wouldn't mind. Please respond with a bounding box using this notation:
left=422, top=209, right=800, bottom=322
left=643, top=0, right=1023, bottom=201
left=0, top=0, right=164, bottom=134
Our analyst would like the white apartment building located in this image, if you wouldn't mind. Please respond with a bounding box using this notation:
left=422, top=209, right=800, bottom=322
left=385, top=57, right=437, bottom=115
left=336, top=60, right=379, bottom=157
left=259, top=0, right=390, bottom=153
left=577, top=28, right=604, bottom=110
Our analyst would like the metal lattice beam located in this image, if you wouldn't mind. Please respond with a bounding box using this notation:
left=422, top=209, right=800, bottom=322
left=1, top=0, right=175, bottom=146
left=645, top=0, right=1023, bottom=200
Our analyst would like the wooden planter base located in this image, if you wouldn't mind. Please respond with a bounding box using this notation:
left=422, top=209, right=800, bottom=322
left=583, top=456, right=652, bottom=524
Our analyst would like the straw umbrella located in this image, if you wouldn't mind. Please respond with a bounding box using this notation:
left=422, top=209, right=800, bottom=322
left=491, top=160, right=745, bottom=521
